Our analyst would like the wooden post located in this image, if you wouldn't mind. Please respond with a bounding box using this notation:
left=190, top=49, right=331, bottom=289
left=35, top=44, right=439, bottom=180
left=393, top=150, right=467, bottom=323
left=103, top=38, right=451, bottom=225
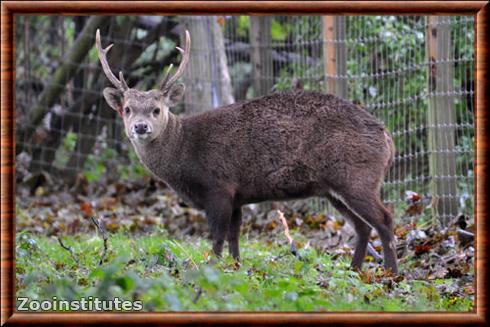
left=322, top=16, right=347, bottom=98
left=426, top=16, right=458, bottom=226
left=250, top=17, right=273, bottom=97
left=316, top=16, right=348, bottom=214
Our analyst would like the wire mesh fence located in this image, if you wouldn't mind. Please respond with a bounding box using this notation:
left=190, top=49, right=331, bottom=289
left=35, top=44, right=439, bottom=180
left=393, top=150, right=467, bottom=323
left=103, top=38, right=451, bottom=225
left=15, top=15, right=474, bottom=225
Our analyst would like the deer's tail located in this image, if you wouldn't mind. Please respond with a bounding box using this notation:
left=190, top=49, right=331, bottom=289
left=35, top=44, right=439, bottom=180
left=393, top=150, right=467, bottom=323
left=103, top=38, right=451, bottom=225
left=383, top=129, right=395, bottom=176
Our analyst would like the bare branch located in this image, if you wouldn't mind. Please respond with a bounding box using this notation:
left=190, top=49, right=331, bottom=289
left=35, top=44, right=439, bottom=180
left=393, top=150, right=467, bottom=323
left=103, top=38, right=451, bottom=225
left=91, top=216, right=108, bottom=266
left=57, top=236, right=81, bottom=268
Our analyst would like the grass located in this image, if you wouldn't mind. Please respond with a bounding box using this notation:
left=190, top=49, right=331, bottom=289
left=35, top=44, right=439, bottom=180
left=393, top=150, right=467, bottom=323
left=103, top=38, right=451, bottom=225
left=15, top=229, right=473, bottom=312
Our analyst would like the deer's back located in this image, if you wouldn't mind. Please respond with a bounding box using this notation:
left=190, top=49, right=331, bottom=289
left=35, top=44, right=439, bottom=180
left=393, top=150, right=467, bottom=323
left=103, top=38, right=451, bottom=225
left=179, top=90, right=390, bottom=204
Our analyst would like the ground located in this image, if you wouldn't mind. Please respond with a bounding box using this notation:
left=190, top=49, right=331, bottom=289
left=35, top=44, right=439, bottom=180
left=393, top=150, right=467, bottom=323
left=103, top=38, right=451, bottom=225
left=15, top=176, right=475, bottom=312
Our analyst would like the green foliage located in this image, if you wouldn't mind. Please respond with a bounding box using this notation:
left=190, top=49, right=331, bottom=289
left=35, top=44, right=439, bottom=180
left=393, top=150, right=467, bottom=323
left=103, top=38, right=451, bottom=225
left=63, top=132, right=77, bottom=151
left=273, top=69, right=296, bottom=91
left=83, top=134, right=149, bottom=183
left=274, top=65, right=325, bottom=92
left=84, top=149, right=114, bottom=183
left=237, top=16, right=250, bottom=38
left=271, top=19, right=291, bottom=42
left=289, top=16, right=321, bottom=44
left=133, top=35, right=177, bottom=90
left=116, top=145, right=149, bottom=181
left=54, top=132, right=78, bottom=168
left=16, top=232, right=473, bottom=312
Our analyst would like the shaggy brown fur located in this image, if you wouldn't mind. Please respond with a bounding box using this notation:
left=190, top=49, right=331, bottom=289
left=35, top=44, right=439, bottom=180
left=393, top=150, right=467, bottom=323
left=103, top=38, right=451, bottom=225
left=105, top=88, right=398, bottom=273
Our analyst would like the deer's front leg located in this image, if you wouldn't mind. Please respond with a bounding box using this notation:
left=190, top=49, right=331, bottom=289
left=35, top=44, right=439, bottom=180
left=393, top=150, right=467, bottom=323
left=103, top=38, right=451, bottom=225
left=205, top=193, right=233, bottom=258
left=228, top=207, right=242, bottom=260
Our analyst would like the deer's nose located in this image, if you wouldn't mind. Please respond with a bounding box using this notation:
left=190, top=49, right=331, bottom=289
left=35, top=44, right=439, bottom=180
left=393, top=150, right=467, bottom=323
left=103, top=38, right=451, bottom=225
left=134, top=123, right=149, bottom=135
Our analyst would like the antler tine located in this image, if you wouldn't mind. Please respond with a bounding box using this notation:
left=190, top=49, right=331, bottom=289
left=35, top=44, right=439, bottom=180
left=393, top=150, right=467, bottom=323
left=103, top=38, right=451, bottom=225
left=161, top=30, right=191, bottom=92
left=159, top=64, right=174, bottom=92
left=167, top=30, right=191, bottom=86
left=95, top=29, right=128, bottom=91
left=119, top=71, right=129, bottom=90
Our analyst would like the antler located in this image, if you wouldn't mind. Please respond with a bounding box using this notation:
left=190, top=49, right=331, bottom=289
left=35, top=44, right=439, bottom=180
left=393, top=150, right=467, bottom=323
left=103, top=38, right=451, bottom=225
left=160, top=30, right=191, bottom=94
left=95, top=29, right=129, bottom=91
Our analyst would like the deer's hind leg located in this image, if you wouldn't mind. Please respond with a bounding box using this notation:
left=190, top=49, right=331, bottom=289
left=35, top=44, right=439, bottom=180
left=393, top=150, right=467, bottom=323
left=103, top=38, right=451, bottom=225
left=326, top=190, right=398, bottom=274
left=325, top=193, right=372, bottom=270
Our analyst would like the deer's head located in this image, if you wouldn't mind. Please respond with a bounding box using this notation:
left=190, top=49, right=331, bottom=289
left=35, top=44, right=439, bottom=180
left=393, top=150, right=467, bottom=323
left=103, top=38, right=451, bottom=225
left=96, top=29, right=190, bottom=144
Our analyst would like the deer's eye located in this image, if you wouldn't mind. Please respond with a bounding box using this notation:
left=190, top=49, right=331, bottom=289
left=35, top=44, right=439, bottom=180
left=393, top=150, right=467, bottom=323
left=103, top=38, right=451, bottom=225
left=153, top=108, right=160, bottom=116
left=124, top=107, right=131, bottom=115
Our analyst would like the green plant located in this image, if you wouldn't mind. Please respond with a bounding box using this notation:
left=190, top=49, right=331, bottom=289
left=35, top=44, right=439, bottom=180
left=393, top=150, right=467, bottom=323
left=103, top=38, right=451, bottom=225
left=16, top=232, right=474, bottom=312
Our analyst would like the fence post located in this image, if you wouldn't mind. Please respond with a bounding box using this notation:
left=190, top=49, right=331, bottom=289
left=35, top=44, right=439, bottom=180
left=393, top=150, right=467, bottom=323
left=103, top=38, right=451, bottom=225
left=316, top=16, right=347, bottom=214
left=426, top=16, right=458, bottom=226
left=250, top=17, right=274, bottom=97
left=322, top=16, right=347, bottom=98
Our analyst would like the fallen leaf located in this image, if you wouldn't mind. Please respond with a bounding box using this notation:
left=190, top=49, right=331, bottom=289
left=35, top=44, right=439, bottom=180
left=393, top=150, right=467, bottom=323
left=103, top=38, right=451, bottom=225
left=80, top=202, right=94, bottom=216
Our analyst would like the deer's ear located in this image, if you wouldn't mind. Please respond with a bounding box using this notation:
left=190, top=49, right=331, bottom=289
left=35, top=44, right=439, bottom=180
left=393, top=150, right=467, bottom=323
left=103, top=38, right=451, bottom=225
left=164, top=83, right=185, bottom=107
left=103, top=87, right=124, bottom=111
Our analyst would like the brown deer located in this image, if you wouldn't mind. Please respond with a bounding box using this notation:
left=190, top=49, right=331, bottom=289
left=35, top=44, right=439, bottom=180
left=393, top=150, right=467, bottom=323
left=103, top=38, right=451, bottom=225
left=95, top=29, right=398, bottom=273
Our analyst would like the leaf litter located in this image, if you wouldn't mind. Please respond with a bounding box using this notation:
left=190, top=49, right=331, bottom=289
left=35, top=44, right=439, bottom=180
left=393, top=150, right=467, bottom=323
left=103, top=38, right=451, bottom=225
left=16, top=175, right=475, bottom=310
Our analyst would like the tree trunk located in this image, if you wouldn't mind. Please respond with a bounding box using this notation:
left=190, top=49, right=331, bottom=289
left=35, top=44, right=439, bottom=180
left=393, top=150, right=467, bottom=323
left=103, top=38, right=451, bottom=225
left=250, top=17, right=273, bottom=97
left=181, top=17, right=213, bottom=113
left=211, top=16, right=235, bottom=106
left=181, top=16, right=234, bottom=113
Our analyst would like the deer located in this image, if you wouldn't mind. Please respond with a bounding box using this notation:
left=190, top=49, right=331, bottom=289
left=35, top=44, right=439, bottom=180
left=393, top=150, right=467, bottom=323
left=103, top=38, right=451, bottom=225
left=95, top=29, right=398, bottom=273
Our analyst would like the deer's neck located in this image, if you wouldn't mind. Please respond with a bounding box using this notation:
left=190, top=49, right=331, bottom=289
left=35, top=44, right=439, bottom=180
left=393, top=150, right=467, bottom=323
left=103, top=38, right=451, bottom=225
left=132, top=113, right=183, bottom=181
